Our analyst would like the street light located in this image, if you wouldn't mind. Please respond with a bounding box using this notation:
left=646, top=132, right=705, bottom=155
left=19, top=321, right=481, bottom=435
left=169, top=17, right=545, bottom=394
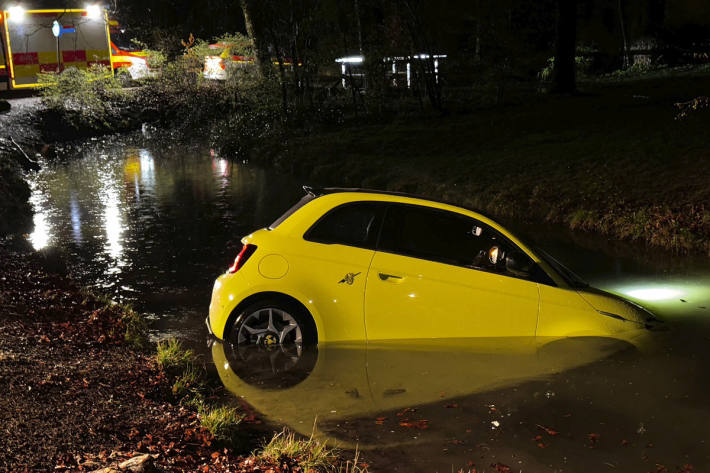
left=85, top=4, right=102, bottom=20
left=8, top=4, right=26, bottom=23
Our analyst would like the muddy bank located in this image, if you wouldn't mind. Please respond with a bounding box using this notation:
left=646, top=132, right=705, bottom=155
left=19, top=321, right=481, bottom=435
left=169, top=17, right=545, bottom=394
left=0, top=239, right=340, bottom=473
left=0, top=96, right=42, bottom=236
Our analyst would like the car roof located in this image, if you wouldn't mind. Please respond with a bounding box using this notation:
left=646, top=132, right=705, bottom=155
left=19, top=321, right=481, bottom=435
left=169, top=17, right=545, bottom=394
left=302, top=186, right=497, bottom=221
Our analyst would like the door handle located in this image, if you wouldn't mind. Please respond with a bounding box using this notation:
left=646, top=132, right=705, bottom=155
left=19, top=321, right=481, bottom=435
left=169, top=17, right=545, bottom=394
left=378, top=272, right=403, bottom=281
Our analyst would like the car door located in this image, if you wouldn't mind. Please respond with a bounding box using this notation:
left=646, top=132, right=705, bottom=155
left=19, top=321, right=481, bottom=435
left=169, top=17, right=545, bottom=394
left=364, top=203, right=540, bottom=340
left=289, top=201, right=386, bottom=342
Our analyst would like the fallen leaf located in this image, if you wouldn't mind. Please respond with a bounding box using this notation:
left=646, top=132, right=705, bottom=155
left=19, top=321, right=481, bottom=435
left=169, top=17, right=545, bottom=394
left=536, top=424, right=559, bottom=436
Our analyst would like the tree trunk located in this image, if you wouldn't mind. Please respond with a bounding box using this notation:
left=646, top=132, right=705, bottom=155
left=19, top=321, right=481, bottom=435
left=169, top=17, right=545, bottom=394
left=353, top=0, right=364, bottom=54
left=240, top=0, right=269, bottom=78
left=551, top=0, right=577, bottom=94
left=617, top=0, right=630, bottom=69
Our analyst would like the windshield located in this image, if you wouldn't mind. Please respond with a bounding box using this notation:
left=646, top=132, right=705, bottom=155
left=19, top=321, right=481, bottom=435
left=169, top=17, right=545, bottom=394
left=533, top=246, right=589, bottom=288
left=110, top=30, right=142, bottom=52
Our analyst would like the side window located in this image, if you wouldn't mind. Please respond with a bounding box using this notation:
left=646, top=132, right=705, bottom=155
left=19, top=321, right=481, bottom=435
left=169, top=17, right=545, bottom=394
left=379, top=204, right=535, bottom=277
left=304, top=202, right=384, bottom=249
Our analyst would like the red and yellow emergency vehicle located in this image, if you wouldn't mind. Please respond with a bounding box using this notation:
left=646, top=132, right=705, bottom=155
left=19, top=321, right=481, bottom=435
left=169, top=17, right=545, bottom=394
left=108, top=20, right=151, bottom=80
left=0, top=6, right=112, bottom=90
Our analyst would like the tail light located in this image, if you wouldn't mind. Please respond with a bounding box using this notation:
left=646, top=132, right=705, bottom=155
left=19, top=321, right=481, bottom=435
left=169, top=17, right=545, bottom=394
left=228, top=244, right=257, bottom=273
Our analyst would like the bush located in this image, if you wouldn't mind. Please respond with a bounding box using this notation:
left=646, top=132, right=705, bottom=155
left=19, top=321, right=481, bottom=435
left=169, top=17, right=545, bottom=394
left=38, top=65, right=124, bottom=131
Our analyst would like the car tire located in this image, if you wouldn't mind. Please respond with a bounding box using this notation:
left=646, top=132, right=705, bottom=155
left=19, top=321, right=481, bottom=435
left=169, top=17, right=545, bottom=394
left=227, top=297, right=317, bottom=347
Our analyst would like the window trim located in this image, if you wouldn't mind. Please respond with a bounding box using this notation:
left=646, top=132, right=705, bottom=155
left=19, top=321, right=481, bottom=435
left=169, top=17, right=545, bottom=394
left=302, top=201, right=386, bottom=250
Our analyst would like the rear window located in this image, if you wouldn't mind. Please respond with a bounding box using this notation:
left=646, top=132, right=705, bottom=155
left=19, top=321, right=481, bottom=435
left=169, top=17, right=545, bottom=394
left=304, top=202, right=385, bottom=249
left=269, top=194, right=316, bottom=229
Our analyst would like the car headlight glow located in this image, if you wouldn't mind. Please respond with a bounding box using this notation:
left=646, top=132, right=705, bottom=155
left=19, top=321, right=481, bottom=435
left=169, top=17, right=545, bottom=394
left=624, top=288, right=682, bottom=302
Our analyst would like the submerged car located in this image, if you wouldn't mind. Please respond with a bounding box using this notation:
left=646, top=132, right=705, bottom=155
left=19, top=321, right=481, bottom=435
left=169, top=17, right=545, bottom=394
left=207, top=187, right=661, bottom=346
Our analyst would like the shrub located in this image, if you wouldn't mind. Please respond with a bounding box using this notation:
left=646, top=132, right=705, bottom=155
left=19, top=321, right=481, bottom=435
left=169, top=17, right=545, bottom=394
left=38, top=65, right=124, bottom=130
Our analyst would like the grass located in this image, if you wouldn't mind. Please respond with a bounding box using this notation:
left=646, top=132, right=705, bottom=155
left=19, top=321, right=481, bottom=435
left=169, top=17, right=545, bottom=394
left=258, top=428, right=368, bottom=473
left=262, top=73, right=710, bottom=255
left=156, top=338, right=195, bottom=372
left=259, top=428, right=338, bottom=472
left=198, top=404, right=244, bottom=442
left=122, top=308, right=149, bottom=350
left=154, top=338, right=246, bottom=447
left=171, top=363, right=202, bottom=397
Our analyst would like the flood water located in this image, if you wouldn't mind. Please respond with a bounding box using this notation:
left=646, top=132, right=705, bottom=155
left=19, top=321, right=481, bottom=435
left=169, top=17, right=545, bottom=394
left=26, top=134, right=710, bottom=472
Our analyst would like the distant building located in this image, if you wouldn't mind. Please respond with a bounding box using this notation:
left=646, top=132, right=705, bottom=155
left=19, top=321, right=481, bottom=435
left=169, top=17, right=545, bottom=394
left=335, top=54, right=447, bottom=89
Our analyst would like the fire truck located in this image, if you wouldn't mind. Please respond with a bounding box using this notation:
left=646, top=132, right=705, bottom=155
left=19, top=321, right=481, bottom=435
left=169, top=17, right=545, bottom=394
left=0, top=5, right=113, bottom=90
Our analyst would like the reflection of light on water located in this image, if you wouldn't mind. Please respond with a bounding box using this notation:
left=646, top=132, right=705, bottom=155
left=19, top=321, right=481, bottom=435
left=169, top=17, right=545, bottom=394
left=70, top=192, right=82, bottom=243
left=139, top=149, right=155, bottom=188
left=624, top=287, right=683, bottom=301
left=103, top=187, right=123, bottom=259
left=98, top=166, right=126, bottom=263
left=608, top=278, right=710, bottom=319
left=212, top=157, right=230, bottom=178
left=28, top=180, right=52, bottom=250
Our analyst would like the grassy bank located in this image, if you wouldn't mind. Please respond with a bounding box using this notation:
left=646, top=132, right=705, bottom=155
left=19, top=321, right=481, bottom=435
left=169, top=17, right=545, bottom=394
left=256, top=75, right=710, bottom=255
left=0, top=239, right=365, bottom=473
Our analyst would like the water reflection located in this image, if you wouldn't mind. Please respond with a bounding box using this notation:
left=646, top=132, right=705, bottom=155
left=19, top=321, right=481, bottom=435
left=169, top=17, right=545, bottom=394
left=70, top=192, right=82, bottom=243
left=29, top=179, right=52, bottom=250
left=212, top=337, right=634, bottom=446
left=99, top=167, right=125, bottom=264
left=24, top=137, right=303, bottom=320
left=139, top=149, right=156, bottom=188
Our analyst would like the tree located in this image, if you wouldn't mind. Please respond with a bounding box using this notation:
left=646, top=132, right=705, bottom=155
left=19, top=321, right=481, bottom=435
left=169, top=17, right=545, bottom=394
left=240, top=0, right=270, bottom=78
left=552, top=0, right=577, bottom=93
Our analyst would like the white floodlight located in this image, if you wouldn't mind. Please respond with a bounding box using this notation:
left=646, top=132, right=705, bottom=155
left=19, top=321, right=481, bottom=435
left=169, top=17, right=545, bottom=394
left=8, top=5, right=26, bottom=23
left=85, top=4, right=102, bottom=20
left=335, top=55, right=364, bottom=64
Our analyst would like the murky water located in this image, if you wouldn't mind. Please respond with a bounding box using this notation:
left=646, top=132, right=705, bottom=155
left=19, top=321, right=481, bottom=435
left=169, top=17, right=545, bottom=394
left=26, top=134, right=710, bottom=472
left=27, top=134, right=303, bottom=337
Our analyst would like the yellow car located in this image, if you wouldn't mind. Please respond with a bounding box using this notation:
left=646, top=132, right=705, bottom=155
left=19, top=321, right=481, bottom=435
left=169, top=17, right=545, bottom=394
left=207, top=187, right=661, bottom=346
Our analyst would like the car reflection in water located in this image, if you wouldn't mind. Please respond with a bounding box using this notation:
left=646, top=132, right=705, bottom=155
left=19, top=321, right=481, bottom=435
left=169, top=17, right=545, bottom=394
left=212, top=335, right=642, bottom=448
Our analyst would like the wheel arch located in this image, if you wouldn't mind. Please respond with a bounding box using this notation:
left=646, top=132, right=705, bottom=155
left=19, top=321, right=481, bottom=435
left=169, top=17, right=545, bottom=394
left=224, top=291, right=320, bottom=344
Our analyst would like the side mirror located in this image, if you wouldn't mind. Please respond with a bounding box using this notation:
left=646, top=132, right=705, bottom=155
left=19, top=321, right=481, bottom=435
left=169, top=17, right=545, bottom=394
left=505, top=251, right=532, bottom=277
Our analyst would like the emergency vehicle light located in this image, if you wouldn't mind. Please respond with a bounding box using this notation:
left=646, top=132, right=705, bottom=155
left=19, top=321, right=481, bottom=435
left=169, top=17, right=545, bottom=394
left=85, top=4, right=101, bottom=19
left=8, top=5, right=25, bottom=22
